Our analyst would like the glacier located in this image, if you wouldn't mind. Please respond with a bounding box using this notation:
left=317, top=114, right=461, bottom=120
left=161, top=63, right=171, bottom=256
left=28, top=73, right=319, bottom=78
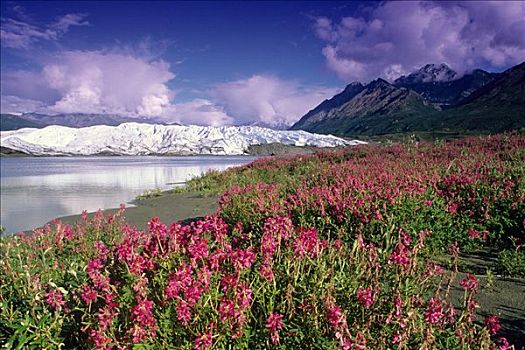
left=0, top=122, right=365, bottom=156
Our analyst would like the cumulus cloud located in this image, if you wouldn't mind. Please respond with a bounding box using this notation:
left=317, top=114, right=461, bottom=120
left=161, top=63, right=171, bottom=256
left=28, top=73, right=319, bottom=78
left=161, top=99, right=234, bottom=126
left=39, top=51, right=175, bottom=116
left=0, top=95, right=46, bottom=114
left=211, top=75, right=338, bottom=127
left=1, top=67, right=335, bottom=127
left=0, top=13, right=88, bottom=49
left=314, top=1, right=525, bottom=82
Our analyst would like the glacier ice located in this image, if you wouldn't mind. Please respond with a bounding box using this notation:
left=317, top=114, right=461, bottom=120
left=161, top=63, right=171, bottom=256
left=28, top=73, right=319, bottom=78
left=0, top=123, right=365, bottom=156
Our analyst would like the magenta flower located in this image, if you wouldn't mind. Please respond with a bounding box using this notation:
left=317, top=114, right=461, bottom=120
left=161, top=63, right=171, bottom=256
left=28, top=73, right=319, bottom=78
left=460, top=274, right=480, bottom=292
left=468, top=229, right=481, bottom=240
left=176, top=301, right=192, bottom=325
left=484, top=315, right=501, bottom=335
left=497, top=337, right=511, bottom=350
left=265, top=312, right=284, bottom=344
left=46, top=289, right=66, bottom=311
left=89, top=329, right=112, bottom=349
left=259, top=262, right=275, bottom=282
left=194, top=330, right=213, bottom=350
left=81, top=286, right=97, bottom=303
left=293, top=228, right=320, bottom=259
left=389, top=243, right=410, bottom=266
left=219, top=298, right=236, bottom=322
left=356, top=288, right=374, bottom=309
left=424, top=297, right=444, bottom=325
left=235, top=282, right=252, bottom=310
left=98, top=305, right=118, bottom=330
left=326, top=304, right=344, bottom=328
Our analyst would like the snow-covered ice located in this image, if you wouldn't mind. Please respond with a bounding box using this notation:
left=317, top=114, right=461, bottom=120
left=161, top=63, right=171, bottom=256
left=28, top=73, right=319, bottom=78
left=0, top=122, right=365, bottom=156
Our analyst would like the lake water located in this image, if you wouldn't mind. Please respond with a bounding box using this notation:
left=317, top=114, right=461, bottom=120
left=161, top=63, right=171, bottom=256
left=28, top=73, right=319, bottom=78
left=0, top=156, right=256, bottom=234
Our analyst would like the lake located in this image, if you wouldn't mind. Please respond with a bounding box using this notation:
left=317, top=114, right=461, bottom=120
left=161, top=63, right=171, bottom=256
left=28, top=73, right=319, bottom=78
left=0, top=156, right=257, bottom=234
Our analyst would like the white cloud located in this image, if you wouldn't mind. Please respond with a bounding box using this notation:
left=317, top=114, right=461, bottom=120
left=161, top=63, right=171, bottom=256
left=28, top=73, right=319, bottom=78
left=161, top=99, right=234, bottom=126
left=0, top=95, right=46, bottom=114
left=314, top=1, right=525, bottom=82
left=0, top=14, right=88, bottom=49
left=40, top=51, right=175, bottom=116
left=211, top=75, right=338, bottom=127
left=1, top=54, right=336, bottom=127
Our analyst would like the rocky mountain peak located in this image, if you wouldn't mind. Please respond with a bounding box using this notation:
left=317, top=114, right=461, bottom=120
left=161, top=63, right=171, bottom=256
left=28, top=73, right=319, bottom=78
left=395, top=63, right=458, bottom=84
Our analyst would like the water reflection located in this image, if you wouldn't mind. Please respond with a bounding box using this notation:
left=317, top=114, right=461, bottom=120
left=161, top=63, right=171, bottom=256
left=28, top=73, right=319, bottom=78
left=0, top=156, right=256, bottom=233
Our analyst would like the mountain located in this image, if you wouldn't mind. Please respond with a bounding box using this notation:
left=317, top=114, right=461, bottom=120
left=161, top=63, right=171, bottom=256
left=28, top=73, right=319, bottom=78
left=0, top=114, right=46, bottom=130
left=429, top=61, right=525, bottom=131
left=0, top=122, right=364, bottom=156
left=291, top=62, right=524, bottom=137
left=394, top=65, right=498, bottom=106
left=290, top=78, right=438, bottom=136
left=394, top=63, right=458, bottom=84
left=0, top=113, right=168, bottom=131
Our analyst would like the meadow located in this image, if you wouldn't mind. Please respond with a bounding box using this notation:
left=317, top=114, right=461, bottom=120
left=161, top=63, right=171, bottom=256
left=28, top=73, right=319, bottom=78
left=1, top=134, right=524, bottom=349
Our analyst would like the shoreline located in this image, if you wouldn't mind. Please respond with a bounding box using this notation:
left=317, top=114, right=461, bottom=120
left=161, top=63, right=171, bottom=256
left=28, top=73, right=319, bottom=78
left=39, top=190, right=218, bottom=232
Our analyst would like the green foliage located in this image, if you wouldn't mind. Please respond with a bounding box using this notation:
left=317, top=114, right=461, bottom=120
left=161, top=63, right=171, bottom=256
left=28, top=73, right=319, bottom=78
left=498, top=249, right=525, bottom=277
left=1, top=134, right=523, bottom=349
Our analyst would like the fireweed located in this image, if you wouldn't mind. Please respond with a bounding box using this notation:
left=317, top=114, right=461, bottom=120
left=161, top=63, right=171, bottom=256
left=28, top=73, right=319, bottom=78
left=1, top=135, right=524, bottom=349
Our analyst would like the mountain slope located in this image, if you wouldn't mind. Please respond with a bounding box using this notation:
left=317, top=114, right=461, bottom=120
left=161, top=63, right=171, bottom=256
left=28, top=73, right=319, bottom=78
left=0, top=113, right=169, bottom=131
left=290, top=79, right=438, bottom=136
left=292, top=62, right=524, bottom=137
left=428, top=61, right=525, bottom=132
left=394, top=63, right=458, bottom=84
left=0, top=123, right=363, bottom=156
left=1, top=114, right=46, bottom=131
left=394, top=67, right=498, bottom=106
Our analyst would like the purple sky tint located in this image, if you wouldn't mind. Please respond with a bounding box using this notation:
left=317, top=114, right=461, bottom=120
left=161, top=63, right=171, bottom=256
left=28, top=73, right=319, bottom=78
left=315, top=1, right=525, bottom=82
left=1, top=1, right=524, bottom=126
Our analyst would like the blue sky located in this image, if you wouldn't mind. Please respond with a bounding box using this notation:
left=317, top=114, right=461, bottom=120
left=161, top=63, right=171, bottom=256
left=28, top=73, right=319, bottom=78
left=1, top=1, right=524, bottom=126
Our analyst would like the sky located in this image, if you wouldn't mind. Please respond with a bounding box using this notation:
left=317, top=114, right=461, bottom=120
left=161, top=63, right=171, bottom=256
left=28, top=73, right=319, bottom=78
left=1, top=1, right=524, bottom=126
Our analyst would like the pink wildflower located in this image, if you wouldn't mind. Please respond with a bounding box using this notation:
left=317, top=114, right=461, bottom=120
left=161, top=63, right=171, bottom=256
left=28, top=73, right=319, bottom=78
left=98, top=305, right=118, bottom=330
left=259, top=262, right=275, bottom=282
left=468, top=229, right=481, bottom=240
left=89, top=329, right=112, bottom=349
left=497, top=337, right=511, bottom=350
left=424, top=262, right=444, bottom=277
left=194, top=330, right=213, bottom=350
left=460, top=274, right=480, bottom=292
left=177, top=301, right=192, bottom=325
left=265, top=312, right=284, bottom=344
left=46, top=289, right=66, bottom=311
left=219, top=298, right=236, bottom=322
left=389, top=243, right=410, bottom=266
left=485, top=315, right=501, bottom=335
left=356, top=288, right=374, bottom=309
left=326, top=304, right=344, bottom=328
left=449, top=241, right=460, bottom=256
left=293, top=228, right=320, bottom=259
left=235, top=282, right=252, bottom=309
left=81, top=286, right=97, bottom=303
left=424, top=297, right=444, bottom=325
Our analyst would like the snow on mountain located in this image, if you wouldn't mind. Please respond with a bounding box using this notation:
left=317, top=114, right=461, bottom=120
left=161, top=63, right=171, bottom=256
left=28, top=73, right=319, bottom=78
left=0, top=122, right=363, bottom=156
left=395, top=63, right=458, bottom=84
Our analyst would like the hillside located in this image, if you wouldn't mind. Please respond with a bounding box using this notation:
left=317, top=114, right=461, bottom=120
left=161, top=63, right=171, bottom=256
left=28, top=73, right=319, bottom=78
left=0, top=114, right=46, bottom=131
left=394, top=65, right=497, bottom=106
left=0, top=113, right=169, bottom=131
left=291, top=62, right=525, bottom=137
left=429, top=61, right=525, bottom=132
left=290, top=79, right=438, bottom=136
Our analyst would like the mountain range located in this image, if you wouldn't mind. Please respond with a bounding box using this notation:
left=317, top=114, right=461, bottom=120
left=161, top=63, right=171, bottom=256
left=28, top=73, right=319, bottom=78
left=0, top=113, right=168, bottom=131
left=291, top=62, right=524, bottom=137
left=2, top=62, right=523, bottom=139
